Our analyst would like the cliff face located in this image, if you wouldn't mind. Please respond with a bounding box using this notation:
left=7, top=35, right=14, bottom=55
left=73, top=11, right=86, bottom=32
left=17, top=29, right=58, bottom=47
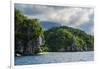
left=23, top=28, right=43, bottom=55
left=15, top=35, right=43, bottom=56
left=15, top=26, right=43, bottom=55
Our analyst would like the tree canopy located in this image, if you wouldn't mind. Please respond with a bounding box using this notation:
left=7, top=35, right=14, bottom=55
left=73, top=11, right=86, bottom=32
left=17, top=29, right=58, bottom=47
left=44, top=26, right=94, bottom=52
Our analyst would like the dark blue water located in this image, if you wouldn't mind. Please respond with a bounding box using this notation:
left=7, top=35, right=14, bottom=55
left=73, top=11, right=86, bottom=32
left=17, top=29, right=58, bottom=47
left=15, top=51, right=94, bottom=65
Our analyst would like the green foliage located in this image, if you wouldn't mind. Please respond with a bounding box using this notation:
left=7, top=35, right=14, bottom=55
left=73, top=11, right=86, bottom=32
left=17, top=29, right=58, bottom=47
left=44, top=26, right=94, bottom=52
left=45, top=28, right=73, bottom=51
left=74, top=36, right=87, bottom=51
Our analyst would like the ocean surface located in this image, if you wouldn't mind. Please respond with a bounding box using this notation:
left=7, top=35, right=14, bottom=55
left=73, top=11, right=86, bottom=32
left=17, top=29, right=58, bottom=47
left=15, top=51, right=94, bottom=65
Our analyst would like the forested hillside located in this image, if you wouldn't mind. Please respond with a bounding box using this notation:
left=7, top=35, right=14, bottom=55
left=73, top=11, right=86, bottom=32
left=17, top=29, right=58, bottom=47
left=44, top=26, right=94, bottom=52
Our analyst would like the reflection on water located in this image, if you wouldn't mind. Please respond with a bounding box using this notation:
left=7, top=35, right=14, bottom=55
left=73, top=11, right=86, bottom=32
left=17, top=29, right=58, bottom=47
left=15, top=51, right=94, bottom=65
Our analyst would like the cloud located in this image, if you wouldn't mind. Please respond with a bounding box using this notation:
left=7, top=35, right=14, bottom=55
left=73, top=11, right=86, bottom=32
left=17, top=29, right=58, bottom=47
left=46, top=7, right=94, bottom=27
left=79, top=22, right=94, bottom=35
left=15, top=4, right=94, bottom=35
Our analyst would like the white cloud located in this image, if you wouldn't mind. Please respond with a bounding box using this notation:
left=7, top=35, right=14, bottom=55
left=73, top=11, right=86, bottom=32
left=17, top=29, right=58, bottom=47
left=46, top=7, right=94, bottom=28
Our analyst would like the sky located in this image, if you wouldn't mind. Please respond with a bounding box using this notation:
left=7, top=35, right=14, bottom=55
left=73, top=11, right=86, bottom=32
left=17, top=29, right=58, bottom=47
left=15, top=4, right=94, bottom=35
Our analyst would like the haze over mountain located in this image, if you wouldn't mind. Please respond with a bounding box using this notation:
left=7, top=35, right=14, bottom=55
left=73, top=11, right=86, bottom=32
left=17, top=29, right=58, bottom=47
left=40, top=21, right=61, bottom=30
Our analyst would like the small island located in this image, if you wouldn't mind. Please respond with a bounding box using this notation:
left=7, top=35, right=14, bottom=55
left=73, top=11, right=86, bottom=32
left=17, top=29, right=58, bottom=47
left=15, top=9, right=94, bottom=56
